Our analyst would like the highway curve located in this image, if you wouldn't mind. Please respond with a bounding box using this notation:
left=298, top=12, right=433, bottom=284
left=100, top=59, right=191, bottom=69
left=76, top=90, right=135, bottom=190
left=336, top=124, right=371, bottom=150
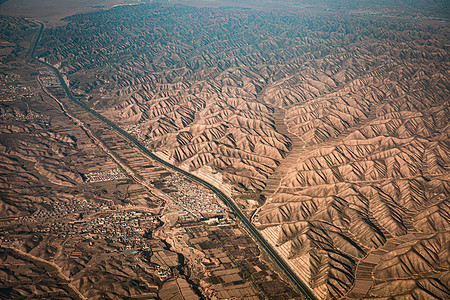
left=30, top=21, right=317, bottom=300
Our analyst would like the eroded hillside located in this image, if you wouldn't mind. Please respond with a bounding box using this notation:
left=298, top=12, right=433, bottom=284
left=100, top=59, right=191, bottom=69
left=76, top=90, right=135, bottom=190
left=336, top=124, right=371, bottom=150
left=35, top=3, right=449, bottom=299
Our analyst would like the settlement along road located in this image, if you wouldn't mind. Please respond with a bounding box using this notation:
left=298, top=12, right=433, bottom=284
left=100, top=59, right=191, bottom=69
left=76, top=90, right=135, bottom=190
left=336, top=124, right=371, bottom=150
left=30, top=22, right=317, bottom=300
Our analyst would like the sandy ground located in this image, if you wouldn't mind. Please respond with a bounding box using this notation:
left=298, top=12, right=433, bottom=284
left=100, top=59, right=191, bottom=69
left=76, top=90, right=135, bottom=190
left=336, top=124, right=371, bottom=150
left=0, top=0, right=143, bottom=26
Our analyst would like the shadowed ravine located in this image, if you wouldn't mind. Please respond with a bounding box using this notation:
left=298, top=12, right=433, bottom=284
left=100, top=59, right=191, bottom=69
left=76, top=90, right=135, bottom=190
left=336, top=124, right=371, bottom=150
left=29, top=20, right=318, bottom=300
left=263, top=106, right=306, bottom=197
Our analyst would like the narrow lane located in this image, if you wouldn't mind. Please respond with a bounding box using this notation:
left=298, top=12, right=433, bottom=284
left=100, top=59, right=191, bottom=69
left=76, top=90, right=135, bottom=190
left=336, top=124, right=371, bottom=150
left=30, top=21, right=317, bottom=300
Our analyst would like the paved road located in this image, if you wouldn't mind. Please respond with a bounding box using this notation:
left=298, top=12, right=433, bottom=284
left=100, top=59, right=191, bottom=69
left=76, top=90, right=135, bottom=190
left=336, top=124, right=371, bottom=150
left=28, top=19, right=44, bottom=59
left=30, top=21, right=317, bottom=300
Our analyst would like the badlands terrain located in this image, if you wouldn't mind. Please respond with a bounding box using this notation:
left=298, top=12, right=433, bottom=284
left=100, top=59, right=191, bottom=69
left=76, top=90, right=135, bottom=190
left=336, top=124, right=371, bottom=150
left=0, top=12, right=299, bottom=300
left=0, top=0, right=449, bottom=299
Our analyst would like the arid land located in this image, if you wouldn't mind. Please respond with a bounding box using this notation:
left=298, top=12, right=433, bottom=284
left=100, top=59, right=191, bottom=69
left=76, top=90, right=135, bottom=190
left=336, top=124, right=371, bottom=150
left=0, top=13, right=300, bottom=300
left=0, top=1, right=449, bottom=299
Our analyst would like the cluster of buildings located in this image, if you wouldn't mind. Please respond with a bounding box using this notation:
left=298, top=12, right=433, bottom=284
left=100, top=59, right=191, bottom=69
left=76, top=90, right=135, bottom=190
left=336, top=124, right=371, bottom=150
left=19, top=197, right=157, bottom=252
left=84, top=168, right=127, bottom=182
left=0, top=74, right=37, bottom=102
left=70, top=210, right=157, bottom=251
left=122, top=124, right=146, bottom=141
left=0, top=105, right=49, bottom=124
left=22, top=198, right=100, bottom=224
left=164, top=174, right=225, bottom=219
left=38, top=69, right=60, bottom=88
